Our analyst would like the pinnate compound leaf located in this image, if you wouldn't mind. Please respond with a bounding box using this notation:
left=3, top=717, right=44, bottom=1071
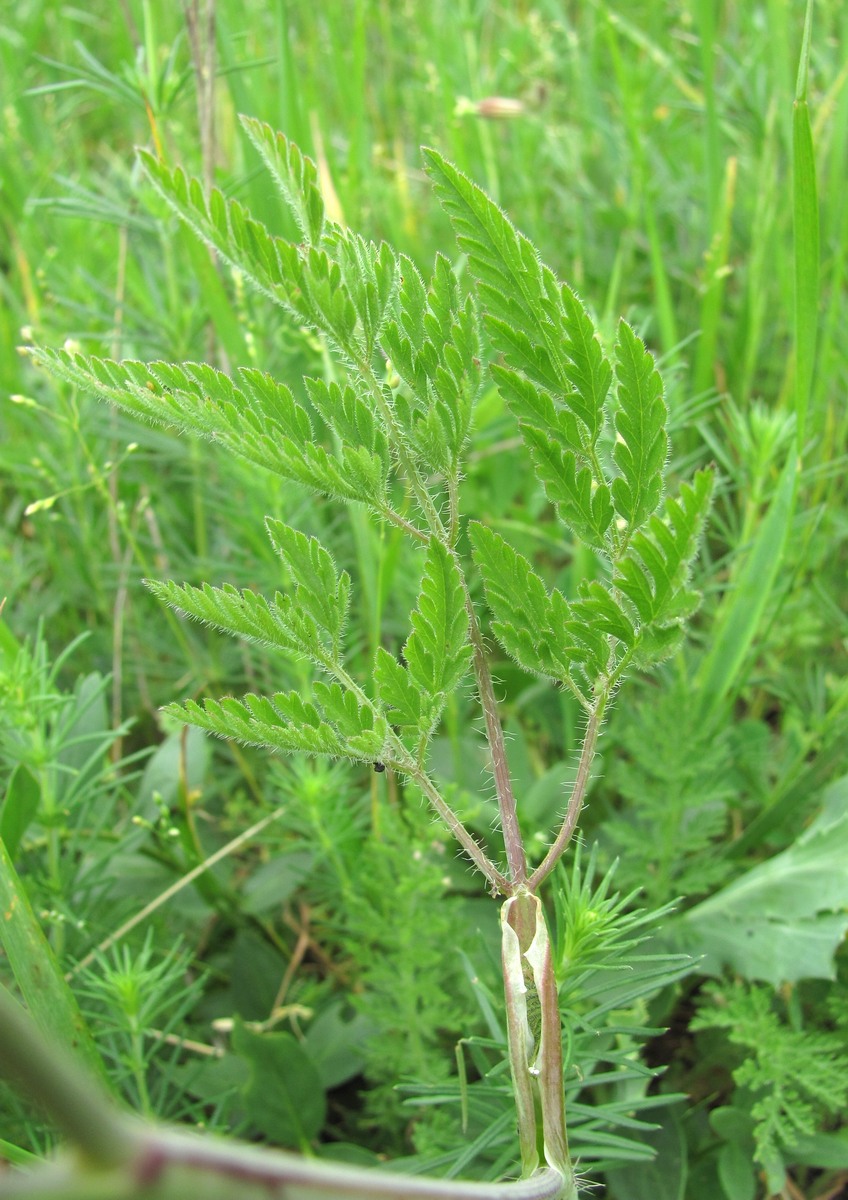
left=373, top=647, right=424, bottom=729
left=470, top=525, right=635, bottom=688
left=520, top=428, right=614, bottom=551
left=612, top=321, right=668, bottom=531
left=335, top=234, right=401, bottom=357
left=164, top=690, right=387, bottom=763
left=30, top=350, right=390, bottom=511
left=423, top=149, right=545, bottom=343
left=381, top=253, right=481, bottom=472
left=404, top=539, right=472, bottom=700
left=147, top=579, right=301, bottom=654
left=139, top=151, right=359, bottom=354
left=556, top=284, right=613, bottom=444
left=148, top=530, right=349, bottom=667
left=239, top=115, right=326, bottom=245
left=265, top=519, right=350, bottom=658
left=615, top=468, right=714, bottom=639
left=469, top=523, right=573, bottom=680
left=491, top=366, right=612, bottom=550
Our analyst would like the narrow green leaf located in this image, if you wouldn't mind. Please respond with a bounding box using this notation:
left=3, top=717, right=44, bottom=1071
left=404, top=538, right=472, bottom=700
left=265, top=520, right=350, bottom=657
left=695, top=455, right=797, bottom=722
left=612, top=321, right=668, bottom=532
left=239, top=115, right=327, bottom=246
left=792, top=0, right=820, bottom=447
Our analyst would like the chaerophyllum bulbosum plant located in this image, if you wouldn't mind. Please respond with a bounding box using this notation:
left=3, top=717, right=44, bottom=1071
left=20, top=117, right=713, bottom=1200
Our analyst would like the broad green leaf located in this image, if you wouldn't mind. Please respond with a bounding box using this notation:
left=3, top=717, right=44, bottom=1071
left=1, top=765, right=40, bottom=859
left=232, top=1021, right=326, bottom=1147
left=683, top=778, right=848, bottom=984
left=612, top=320, right=668, bottom=532
left=302, top=1001, right=376, bottom=1090
left=404, top=539, right=472, bottom=702
left=239, top=115, right=327, bottom=246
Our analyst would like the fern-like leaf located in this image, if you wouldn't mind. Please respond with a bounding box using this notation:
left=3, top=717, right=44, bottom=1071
left=239, top=115, right=327, bottom=246
left=373, top=647, right=425, bottom=730
left=611, top=321, right=668, bottom=532
left=615, top=468, right=714, bottom=661
left=469, top=523, right=577, bottom=681
left=265, top=520, right=350, bottom=661
left=29, top=350, right=391, bottom=512
left=148, top=577, right=300, bottom=654
left=139, top=152, right=359, bottom=355
left=404, top=539, right=472, bottom=703
left=164, top=691, right=386, bottom=762
left=380, top=253, right=481, bottom=473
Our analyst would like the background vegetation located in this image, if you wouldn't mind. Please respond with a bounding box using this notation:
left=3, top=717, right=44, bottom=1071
left=1, top=2, right=847, bottom=1198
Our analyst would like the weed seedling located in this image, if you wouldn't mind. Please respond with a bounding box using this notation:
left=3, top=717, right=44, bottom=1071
left=12, top=123, right=712, bottom=1198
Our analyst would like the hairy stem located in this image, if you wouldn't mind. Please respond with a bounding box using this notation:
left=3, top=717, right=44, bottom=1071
left=462, top=584, right=527, bottom=888
left=413, top=769, right=511, bottom=895
left=527, top=697, right=606, bottom=893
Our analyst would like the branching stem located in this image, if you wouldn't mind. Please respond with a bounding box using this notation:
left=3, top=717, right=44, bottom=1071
left=461, top=575, right=527, bottom=888
left=527, top=697, right=606, bottom=893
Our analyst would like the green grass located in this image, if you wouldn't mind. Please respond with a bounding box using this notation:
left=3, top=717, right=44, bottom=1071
left=1, top=2, right=847, bottom=1197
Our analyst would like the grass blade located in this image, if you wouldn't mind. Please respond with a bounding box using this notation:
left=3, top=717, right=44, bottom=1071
left=792, top=0, right=820, bottom=448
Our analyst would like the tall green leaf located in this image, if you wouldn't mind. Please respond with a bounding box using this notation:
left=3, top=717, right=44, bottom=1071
left=612, top=320, right=668, bottom=534
left=404, top=538, right=472, bottom=702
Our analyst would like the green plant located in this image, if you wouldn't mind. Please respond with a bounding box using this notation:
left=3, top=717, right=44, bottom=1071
left=692, top=979, right=848, bottom=1196
left=7, top=120, right=712, bottom=1197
